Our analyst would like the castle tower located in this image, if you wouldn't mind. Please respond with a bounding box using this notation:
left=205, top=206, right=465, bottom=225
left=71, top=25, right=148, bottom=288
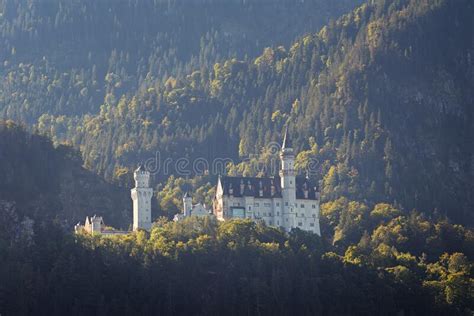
left=131, top=165, right=153, bottom=231
left=280, top=125, right=296, bottom=231
left=90, top=215, right=103, bottom=233
left=183, top=192, right=193, bottom=217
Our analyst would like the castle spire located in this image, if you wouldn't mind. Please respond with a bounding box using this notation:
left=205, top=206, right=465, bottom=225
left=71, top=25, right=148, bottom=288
left=282, top=124, right=292, bottom=149
left=279, top=122, right=296, bottom=232
left=135, top=163, right=145, bottom=172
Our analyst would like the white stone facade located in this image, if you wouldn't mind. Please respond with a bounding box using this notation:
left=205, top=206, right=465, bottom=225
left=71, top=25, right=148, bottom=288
left=131, top=165, right=153, bottom=231
left=174, top=193, right=213, bottom=221
left=213, top=129, right=321, bottom=235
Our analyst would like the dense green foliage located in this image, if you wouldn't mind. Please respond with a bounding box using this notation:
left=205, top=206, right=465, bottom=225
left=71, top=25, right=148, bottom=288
left=0, top=0, right=360, bottom=122
left=1, top=212, right=472, bottom=315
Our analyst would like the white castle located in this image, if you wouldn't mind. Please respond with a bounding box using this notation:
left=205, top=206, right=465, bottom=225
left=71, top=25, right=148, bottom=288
left=76, top=128, right=320, bottom=235
left=212, top=128, right=321, bottom=235
left=76, top=165, right=153, bottom=234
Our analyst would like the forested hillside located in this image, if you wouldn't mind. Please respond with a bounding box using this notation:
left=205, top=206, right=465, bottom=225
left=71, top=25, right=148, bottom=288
left=0, top=121, right=130, bottom=227
left=34, top=0, right=474, bottom=224
left=0, top=0, right=473, bottom=314
left=0, top=0, right=361, bottom=123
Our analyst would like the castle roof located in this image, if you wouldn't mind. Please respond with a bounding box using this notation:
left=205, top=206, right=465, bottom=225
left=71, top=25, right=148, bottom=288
left=218, top=175, right=318, bottom=200
left=86, top=215, right=104, bottom=224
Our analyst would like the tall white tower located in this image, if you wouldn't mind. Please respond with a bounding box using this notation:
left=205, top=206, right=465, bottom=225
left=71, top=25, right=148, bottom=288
left=183, top=192, right=193, bottom=217
left=280, top=125, right=296, bottom=231
left=131, top=165, right=153, bottom=231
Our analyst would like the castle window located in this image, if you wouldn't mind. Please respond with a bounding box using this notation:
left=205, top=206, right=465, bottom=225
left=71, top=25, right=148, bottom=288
left=277, top=212, right=280, bottom=216
left=312, top=214, right=316, bottom=218
left=277, top=221, right=279, bottom=225
left=255, top=202, right=260, bottom=207
left=276, top=202, right=280, bottom=206
left=310, top=223, right=315, bottom=227
left=290, top=181, right=293, bottom=184
left=269, top=221, right=273, bottom=225
left=298, top=222, right=302, bottom=226
left=312, top=205, right=316, bottom=208
left=264, top=203, right=271, bottom=207
left=249, top=206, right=251, bottom=210
left=300, top=204, right=304, bottom=208
left=233, top=202, right=240, bottom=206
left=285, top=202, right=288, bottom=206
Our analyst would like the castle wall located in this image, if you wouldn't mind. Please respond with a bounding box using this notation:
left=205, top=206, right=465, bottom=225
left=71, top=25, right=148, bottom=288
left=293, top=199, right=320, bottom=234
left=218, top=194, right=320, bottom=234
left=131, top=186, right=153, bottom=231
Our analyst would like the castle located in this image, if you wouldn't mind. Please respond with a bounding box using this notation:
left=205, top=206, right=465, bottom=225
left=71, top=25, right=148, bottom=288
left=76, top=128, right=320, bottom=235
left=212, top=128, right=321, bottom=235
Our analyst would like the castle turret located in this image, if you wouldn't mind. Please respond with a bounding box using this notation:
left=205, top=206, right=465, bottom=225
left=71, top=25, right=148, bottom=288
left=183, top=192, right=193, bottom=217
left=280, top=125, right=296, bottom=231
left=131, top=165, right=153, bottom=231
left=90, top=215, right=103, bottom=233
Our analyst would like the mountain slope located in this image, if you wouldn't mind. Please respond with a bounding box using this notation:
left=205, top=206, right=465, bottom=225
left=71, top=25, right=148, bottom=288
left=39, top=0, right=473, bottom=223
left=0, top=0, right=362, bottom=123
left=0, top=121, right=131, bottom=227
